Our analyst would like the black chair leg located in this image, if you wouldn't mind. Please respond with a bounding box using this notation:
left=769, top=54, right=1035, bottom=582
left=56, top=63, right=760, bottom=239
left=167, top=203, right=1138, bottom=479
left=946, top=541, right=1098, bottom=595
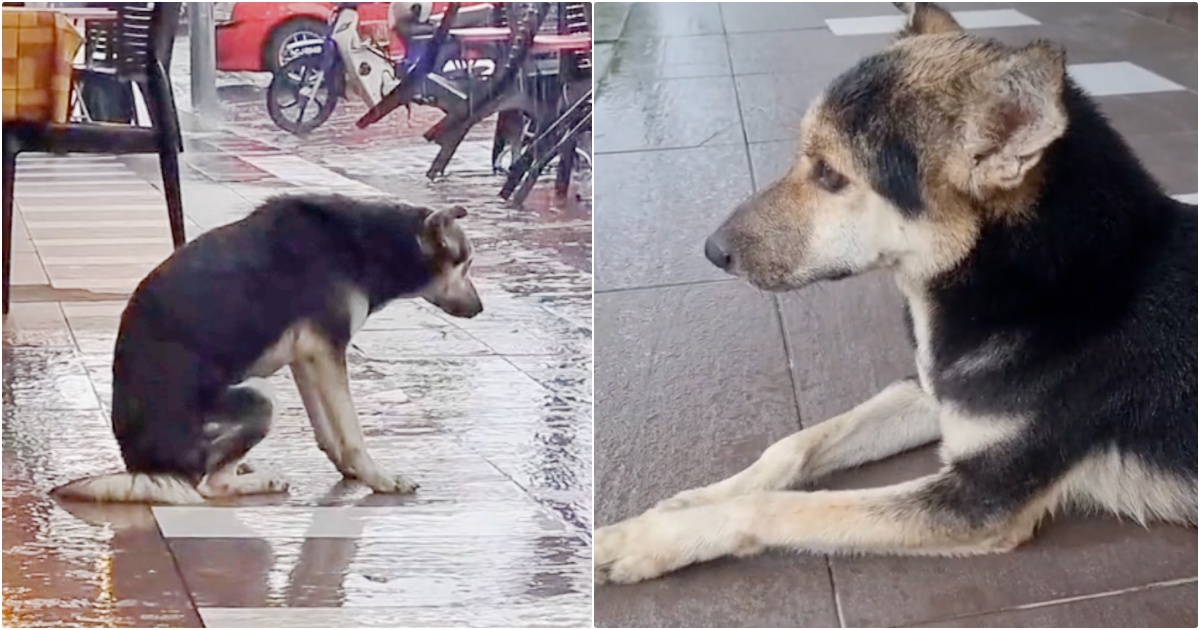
left=146, top=60, right=186, bottom=248
left=3, top=142, right=16, bottom=316
left=555, top=138, right=576, bottom=197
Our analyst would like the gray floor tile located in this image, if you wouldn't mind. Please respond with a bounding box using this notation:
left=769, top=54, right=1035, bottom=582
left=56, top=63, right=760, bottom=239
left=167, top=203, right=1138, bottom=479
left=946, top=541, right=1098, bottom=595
left=778, top=272, right=914, bottom=426
left=1127, top=131, right=1200, bottom=194
left=596, top=75, right=745, bottom=153
left=594, top=145, right=752, bottom=291
left=834, top=517, right=1197, bottom=627
left=595, top=282, right=798, bottom=522
left=609, top=34, right=731, bottom=80
left=721, top=2, right=897, bottom=34
left=726, top=29, right=892, bottom=76
left=595, top=2, right=634, bottom=43
left=594, top=282, right=836, bottom=627
left=746, top=140, right=796, bottom=191
left=1098, top=92, right=1198, bottom=137
left=595, top=555, right=839, bottom=628
left=915, top=581, right=1198, bottom=627
left=622, top=2, right=724, bottom=38
left=736, top=72, right=837, bottom=144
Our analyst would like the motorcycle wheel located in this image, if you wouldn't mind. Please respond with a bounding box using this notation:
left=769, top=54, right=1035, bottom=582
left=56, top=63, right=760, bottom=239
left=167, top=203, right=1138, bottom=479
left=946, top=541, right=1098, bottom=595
left=266, top=56, right=342, bottom=135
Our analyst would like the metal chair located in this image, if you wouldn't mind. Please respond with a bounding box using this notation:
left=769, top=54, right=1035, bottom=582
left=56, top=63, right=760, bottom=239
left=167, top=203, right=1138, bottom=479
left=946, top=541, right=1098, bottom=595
left=2, top=2, right=184, bottom=315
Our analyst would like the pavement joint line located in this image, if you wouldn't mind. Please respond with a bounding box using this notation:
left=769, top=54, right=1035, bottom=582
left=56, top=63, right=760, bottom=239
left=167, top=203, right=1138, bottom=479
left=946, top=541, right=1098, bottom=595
left=595, top=277, right=737, bottom=296
left=907, top=576, right=1199, bottom=627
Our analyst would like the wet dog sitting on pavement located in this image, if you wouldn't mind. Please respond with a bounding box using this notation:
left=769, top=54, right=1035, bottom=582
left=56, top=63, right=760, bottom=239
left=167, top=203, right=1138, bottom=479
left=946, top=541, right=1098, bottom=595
left=53, top=194, right=482, bottom=504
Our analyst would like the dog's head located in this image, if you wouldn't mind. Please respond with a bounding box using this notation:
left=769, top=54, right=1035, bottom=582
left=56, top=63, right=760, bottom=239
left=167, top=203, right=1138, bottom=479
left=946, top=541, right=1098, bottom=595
left=706, top=2, right=1068, bottom=290
left=418, top=205, right=482, bottom=318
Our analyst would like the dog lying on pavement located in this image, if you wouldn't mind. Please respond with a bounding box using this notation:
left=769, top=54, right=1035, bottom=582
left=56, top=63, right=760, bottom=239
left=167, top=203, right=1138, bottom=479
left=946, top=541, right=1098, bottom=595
left=596, top=2, right=1197, bottom=584
left=53, top=194, right=482, bottom=504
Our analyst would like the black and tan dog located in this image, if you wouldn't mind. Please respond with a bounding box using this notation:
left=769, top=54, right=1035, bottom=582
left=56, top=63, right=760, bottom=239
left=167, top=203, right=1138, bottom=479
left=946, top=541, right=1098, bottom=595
left=596, top=2, right=1197, bottom=584
left=53, top=194, right=481, bottom=504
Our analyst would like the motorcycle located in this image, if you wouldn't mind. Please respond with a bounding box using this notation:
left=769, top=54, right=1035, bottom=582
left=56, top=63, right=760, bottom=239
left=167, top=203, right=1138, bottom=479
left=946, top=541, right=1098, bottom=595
left=265, top=2, right=497, bottom=135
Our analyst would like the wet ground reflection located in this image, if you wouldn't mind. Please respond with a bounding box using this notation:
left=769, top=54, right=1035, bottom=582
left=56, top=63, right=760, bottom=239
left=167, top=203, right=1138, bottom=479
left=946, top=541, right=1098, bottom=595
left=4, top=71, right=591, bottom=626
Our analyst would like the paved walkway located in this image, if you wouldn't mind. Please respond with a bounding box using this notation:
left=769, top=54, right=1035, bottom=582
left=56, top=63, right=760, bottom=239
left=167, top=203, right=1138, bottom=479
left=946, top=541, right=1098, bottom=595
left=593, top=3, right=1197, bottom=627
left=3, top=63, right=593, bottom=625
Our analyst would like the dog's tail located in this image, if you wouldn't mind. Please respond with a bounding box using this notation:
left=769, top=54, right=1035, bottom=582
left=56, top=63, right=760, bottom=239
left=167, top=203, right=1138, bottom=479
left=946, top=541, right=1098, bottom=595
left=51, top=472, right=205, bottom=505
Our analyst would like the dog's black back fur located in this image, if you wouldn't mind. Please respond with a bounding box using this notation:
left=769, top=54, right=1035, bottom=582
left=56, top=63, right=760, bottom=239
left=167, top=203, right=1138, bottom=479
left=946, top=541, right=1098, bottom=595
left=915, top=81, right=1197, bottom=522
left=112, top=195, right=436, bottom=479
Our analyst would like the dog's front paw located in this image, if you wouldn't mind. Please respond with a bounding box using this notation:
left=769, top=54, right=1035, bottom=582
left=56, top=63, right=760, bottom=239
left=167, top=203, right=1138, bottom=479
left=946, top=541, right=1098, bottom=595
left=363, top=472, right=420, bottom=494
left=264, top=474, right=290, bottom=493
left=595, top=514, right=686, bottom=585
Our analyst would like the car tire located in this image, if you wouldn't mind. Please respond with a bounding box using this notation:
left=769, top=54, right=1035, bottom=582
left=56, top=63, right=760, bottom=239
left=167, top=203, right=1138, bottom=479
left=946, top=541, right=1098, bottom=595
left=264, top=18, right=326, bottom=75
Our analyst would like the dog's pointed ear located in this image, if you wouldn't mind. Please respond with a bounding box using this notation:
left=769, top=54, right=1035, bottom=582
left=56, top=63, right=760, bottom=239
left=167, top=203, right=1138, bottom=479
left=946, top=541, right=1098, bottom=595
left=895, top=2, right=962, bottom=37
left=422, top=206, right=467, bottom=251
left=424, top=205, right=468, bottom=230
left=957, top=41, right=1067, bottom=194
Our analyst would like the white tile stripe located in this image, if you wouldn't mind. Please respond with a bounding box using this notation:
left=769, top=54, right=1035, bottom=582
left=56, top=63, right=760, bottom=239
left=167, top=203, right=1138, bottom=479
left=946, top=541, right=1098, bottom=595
left=153, top=505, right=569, bottom=538
left=17, top=204, right=170, bottom=212
left=25, top=220, right=168, bottom=228
left=198, top=605, right=593, bottom=628
left=40, top=255, right=168, bottom=265
left=31, top=237, right=171, bottom=246
left=1172, top=193, right=1197, bottom=204
left=15, top=190, right=162, bottom=199
left=239, top=154, right=383, bottom=196
left=17, top=179, right=155, bottom=188
left=1067, top=62, right=1186, bottom=97
left=826, top=9, right=1039, bottom=36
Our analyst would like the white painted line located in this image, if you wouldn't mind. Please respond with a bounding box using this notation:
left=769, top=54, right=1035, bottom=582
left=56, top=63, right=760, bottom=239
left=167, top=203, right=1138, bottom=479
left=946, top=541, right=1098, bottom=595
left=26, top=220, right=167, bottom=228
left=153, top=504, right=568, bottom=538
left=15, top=190, right=162, bottom=198
left=826, top=9, right=1038, bottom=36
left=39, top=255, right=169, bottom=265
left=17, top=167, right=131, bottom=176
left=17, top=205, right=169, bottom=213
left=199, top=603, right=593, bottom=629
left=17, top=179, right=153, bottom=188
left=1068, top=62, right=1186, bottom=97
left=1173, top=193, right=1197, bottom=204
left=18, top=155, right=120, bottom=164
left=239, top=154, right=383, bottom=197
left=32, top=238, right=171, bottom=246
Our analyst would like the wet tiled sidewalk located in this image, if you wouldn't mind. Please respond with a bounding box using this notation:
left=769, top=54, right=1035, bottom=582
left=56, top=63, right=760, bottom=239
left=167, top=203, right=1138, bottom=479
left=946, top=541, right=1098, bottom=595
left=593, top=3, right=1197, bottom=627
left=3, top=80, right=592, bottom=625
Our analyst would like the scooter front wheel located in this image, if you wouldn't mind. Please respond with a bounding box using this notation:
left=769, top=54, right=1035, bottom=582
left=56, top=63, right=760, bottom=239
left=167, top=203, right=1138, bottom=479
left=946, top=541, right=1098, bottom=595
left=266, top=57, right=342, bottom=135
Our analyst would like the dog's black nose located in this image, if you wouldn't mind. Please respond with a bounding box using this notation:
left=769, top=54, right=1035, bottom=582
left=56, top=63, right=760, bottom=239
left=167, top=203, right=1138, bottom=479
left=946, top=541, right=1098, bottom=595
left=705, top=235, right=732, bottom=270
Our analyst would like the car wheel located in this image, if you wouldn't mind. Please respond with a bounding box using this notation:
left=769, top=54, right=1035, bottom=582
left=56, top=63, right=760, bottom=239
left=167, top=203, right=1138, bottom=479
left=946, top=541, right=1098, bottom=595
left=265, top=18, right=326, bottom=75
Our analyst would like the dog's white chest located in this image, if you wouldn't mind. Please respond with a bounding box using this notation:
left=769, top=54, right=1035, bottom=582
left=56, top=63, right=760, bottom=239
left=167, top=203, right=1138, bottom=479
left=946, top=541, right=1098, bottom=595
left=244, top=290, right=371, bottom=378
left=901, top=283, right=937, bottom=395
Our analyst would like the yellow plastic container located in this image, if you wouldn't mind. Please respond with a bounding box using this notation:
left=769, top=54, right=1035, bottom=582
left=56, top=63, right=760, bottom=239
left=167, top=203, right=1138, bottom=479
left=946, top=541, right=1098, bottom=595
left=2, top=9, right=84, bottom=123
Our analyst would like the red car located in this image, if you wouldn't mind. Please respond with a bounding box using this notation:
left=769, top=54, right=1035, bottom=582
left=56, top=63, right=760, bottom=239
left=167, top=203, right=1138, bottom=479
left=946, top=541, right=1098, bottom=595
left=214, top=2, right=484, bottom=74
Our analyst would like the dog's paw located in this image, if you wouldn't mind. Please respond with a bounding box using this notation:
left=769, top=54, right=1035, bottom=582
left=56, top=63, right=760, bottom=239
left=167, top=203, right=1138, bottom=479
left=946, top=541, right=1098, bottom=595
left=364, top=473, right=420, bottom=495
left=595, top=515, right=681, bottom=585
left=264, top=475, right=290, bottom=493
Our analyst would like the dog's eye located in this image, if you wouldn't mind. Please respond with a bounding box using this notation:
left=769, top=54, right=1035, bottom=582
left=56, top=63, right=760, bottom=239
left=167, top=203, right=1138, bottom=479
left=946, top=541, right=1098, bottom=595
left=812, top=159, right=848, bottom=193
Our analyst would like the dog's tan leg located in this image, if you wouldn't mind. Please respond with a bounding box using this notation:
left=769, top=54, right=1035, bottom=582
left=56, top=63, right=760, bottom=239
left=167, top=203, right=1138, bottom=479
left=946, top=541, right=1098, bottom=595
left=658, top=379, right=940, bottom=510
left=303, top=347, right=419, bottom=494
left=597, top=472, right=1052, bottom=584
left=198, top=461, right=289, bottom=498
left=291, top=361, right=344, bottom=469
